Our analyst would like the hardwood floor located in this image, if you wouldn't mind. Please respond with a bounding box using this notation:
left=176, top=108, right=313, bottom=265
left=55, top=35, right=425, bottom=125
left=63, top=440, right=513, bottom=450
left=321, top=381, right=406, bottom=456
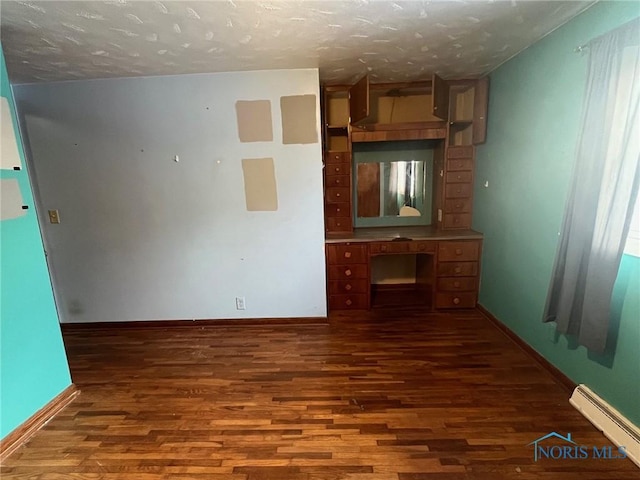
left=2, top=309, right=638, bottom=479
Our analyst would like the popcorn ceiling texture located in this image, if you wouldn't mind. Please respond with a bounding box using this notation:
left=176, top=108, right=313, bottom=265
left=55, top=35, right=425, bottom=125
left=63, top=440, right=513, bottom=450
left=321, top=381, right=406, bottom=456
left=0, top=0, right=592, bottom=84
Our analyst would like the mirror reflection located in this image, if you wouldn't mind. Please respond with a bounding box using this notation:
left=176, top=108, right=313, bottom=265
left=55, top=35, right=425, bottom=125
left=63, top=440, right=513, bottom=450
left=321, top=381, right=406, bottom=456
left=353, top=141, right=434, bottom=227
left=357, top=161, right=427, bottom=217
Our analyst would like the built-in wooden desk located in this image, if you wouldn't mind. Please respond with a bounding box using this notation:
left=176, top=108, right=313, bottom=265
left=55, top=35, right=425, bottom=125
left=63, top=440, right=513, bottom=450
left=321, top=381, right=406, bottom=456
left=325, top=226, right=483, bottom=311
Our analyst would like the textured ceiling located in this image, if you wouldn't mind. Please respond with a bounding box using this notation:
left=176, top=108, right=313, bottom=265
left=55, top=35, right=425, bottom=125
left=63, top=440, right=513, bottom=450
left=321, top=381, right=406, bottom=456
left=0, top=0, right=593, bottom=85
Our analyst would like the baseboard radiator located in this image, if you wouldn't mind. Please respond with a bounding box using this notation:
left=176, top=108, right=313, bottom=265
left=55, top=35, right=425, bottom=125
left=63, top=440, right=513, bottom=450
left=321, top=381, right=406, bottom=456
left=570, top=384, right=640, bottom=467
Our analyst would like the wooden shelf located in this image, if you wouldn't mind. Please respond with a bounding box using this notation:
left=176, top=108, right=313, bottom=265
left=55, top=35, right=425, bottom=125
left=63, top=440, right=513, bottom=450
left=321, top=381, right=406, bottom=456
left=352, top=121, right=446, bottom=132
left=352, top=127, right=446, bottom=143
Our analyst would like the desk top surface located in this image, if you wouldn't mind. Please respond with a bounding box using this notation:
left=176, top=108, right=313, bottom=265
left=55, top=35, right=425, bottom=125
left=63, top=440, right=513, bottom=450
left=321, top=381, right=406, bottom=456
left=325, top=226, right=483, bottom=244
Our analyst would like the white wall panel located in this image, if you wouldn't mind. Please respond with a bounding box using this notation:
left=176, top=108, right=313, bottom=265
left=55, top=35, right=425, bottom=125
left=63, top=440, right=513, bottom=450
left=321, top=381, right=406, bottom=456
left=14, top=69, right=326, bottom=323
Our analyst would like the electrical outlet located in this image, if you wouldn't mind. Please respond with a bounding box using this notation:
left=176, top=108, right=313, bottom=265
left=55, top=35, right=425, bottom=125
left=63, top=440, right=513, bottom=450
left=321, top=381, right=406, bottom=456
left=48, top=209, right=60, bottom=224
left=235, top=296, right=246, bottom=310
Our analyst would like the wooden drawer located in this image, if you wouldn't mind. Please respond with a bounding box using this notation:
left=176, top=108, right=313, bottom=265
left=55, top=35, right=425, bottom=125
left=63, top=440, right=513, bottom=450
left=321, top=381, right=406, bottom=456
left=445, top=171, right=473, bottom=184
left=329, top=294, right=368, bottom=310
left=444, top=198, right=471, bottom=213
left=325, top=163, right=350, bottom=176
left=438, top=241, right=480, bottom=261
left=446, top=158, right=473, bottom=172
left=436, top=261, right=478, bottom=277
left=436, top=276, right=477, bottom=292
left=445, top=183, right=473, bottom=199
left=328, top=279, right=368, bottom=295
left=325, top=151, right=349, bottom=164
left=446, top=146, right=474, bottom=159
left=435, top=292, right=476, bottom=309
left=327, top=244, right=368, bottom=264
left=412, top=241, right=436, bottom=253
left=442, top=213, right=472, bottom=229
left=325, top=187, right=350, bottom=203
left=327, top=264, right=368, bottom=280
left=324, top=202, right=351, bottom=217
left=325, top=217, right=352, bottom=233
left=369, top=241, right=412, bottom=254
left=324, top=175, right=350, bottom=188
left=369, top=240, right=437, bottom=254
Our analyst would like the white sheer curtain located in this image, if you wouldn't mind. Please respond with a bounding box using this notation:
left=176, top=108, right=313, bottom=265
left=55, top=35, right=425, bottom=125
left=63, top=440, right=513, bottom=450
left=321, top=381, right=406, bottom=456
left=543, top=18, right=640, bottom=353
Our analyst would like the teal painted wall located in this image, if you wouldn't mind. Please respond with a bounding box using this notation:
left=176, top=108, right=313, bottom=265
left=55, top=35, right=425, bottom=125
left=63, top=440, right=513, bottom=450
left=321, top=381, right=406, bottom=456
left=474, top=2, right=640, bottom=425
left=0, top=45, right=72, bottom=438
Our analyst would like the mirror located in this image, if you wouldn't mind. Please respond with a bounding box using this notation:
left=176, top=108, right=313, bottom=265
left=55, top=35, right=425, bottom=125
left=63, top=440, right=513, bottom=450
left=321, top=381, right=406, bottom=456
left=353, top=141, right=434, bottom=227
left=357, top=160, right=427, bottom=217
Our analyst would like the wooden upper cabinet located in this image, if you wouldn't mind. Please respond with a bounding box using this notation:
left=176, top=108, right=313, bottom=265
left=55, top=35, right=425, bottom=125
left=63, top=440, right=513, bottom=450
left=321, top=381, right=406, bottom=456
left=349, top=74, right=370, bottom=125
left=431, top=74, right=449, bottom=120
left=472, top=76, right=489, bottom=144
left=348, top=74, right=450, bottom=126
left=447, top=77, right=489, bottom=147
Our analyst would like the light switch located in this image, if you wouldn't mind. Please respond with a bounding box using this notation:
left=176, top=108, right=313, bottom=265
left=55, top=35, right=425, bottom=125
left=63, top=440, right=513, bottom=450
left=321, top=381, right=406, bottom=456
left=48, top=209, right=60, bottom=224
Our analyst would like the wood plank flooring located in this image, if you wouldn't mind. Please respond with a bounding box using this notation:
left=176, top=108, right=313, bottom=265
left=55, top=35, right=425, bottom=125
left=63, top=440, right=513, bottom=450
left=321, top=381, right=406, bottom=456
left=2, top=309, right=638, bottom=479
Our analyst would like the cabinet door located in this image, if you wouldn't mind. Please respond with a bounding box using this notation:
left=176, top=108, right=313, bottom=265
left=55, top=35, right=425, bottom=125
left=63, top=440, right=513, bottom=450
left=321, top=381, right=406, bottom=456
left=431, top=73, right=450, bottom=120
left=349, top=74, right=369, bottom=125
left=472, top=77, right=489, bottom=144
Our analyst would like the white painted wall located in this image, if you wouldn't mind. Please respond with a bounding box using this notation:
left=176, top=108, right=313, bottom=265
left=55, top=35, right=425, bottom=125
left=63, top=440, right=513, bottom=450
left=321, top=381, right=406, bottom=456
left=14, top=69, right=327, bottom=323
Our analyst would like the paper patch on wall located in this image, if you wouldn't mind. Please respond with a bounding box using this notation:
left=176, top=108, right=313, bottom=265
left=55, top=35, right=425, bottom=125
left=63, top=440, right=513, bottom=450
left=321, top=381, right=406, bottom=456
left=1, top=97, right=23, bottom=170
left=1, top=178, right=27, bottom=220
left=235, top=100, right=273, bottom=143
left=280, top=94, right=318, bottom=145
left=241, top=157, right=278, bottom=211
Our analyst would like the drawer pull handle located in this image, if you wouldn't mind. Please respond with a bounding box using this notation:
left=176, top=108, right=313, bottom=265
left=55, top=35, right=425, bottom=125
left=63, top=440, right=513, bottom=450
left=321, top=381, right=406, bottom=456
left=454, top=281, right=461, bottom=288
left=456, top=175, right=462, bottom=180
left=334, top=155, right=340, bottom=160
left=336, top=193, right=341, bottom=197
left=345, top=299, right=353, bottom=306
left=336, top=208, right=341, bottom=213
left=453, top=297, right=461, bottom=305
left=455, top=248, right=463, bottom=255
left=345, top=269, right=352, bottom=277
left=345, top=284, right=352, bottom=291
left=344, top=252, right=352, bottom=258
left=455, top=204, right=462, bottom=209
left=336, top=222, right=341, bottom=226
left=335, top=167, right=340, bottom=172
left=336, top=179, right=341, bottom=184
left=454, top=267, right=462, bottom=274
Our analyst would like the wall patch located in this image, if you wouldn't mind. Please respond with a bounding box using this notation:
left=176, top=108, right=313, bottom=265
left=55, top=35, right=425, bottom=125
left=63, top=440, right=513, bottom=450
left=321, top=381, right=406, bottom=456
left=235, top=99, right=273, bottom=143
left=280, top=94, right=318, bottom=145
left=241, top=157, right=278, bottom=211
